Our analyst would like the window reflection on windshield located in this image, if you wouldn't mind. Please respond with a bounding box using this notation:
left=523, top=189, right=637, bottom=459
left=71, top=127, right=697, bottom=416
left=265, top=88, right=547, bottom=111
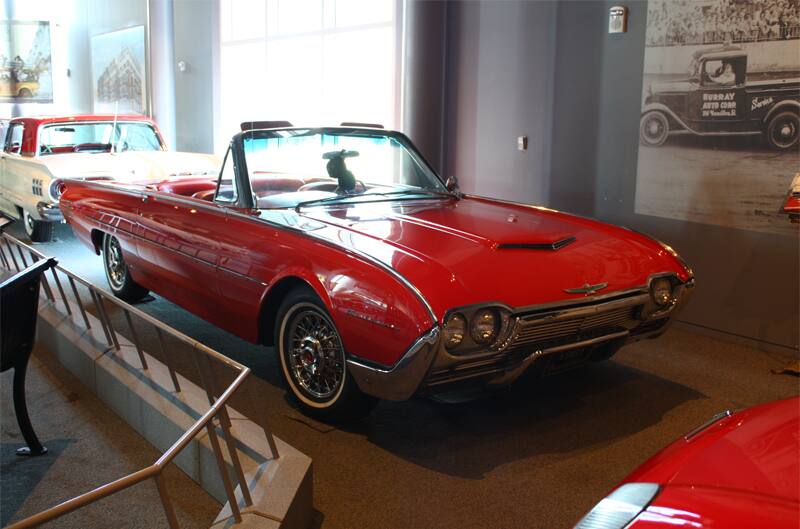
left=242, top=130, right=446, bottom=207
left=40, top=122, right=163, bottom=154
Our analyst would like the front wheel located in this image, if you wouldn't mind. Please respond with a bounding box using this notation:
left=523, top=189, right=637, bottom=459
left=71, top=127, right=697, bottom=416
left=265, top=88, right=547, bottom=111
left=22, top=210, right=54, bottom=242
left=765, top=111, right=799, bottom=151
left=275, top=287, right=377, bottom=423
left=640, top=111, right=670, bottom=147
left=102, top=233, right=149, bottom=302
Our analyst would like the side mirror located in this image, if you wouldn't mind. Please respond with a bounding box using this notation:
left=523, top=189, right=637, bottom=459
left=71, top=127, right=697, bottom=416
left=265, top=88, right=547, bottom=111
left=445, top=175, right=459, bottom=192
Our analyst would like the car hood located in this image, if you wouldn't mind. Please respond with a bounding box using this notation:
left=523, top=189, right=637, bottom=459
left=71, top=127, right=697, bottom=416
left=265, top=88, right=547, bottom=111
left=624, top=397, right=800, bottom=504
left=43, top=151, right=220, bottom=182
left=299, top=195, right=689, bottom=318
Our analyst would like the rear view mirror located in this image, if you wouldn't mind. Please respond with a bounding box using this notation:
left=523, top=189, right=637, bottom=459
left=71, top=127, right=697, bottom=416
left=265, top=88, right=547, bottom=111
left=445, top=175, right=459, bottom=192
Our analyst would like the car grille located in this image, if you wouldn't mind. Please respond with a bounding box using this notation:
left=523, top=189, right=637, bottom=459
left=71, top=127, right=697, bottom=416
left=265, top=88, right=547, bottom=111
left=424, top=297, right=645, bottom=389
left=508, top=304, right=638, bottom=352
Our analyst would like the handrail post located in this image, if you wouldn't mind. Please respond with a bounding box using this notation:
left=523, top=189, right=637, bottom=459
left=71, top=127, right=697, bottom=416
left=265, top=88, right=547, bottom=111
left=154, top=474, right=181, bottom=529
left=206, top=418, right=243, bottom=523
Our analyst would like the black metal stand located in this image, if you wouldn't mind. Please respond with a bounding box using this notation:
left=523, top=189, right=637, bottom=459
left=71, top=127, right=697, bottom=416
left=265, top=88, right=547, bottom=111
left=1, top=255, right=58, bottom=457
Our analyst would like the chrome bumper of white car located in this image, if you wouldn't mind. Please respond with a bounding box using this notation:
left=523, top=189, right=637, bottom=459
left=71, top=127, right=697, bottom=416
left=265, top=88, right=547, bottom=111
left=36, top=202, right=64, bottom=223
left=347, top=278, right=694, bottom=401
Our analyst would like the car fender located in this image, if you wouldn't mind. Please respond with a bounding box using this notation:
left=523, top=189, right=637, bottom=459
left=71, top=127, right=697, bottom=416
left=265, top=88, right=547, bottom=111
left=1, top=156, right=56, bottom=221
left=763, top=99, right=800, bottom=123
left=256, top=246, right=434, bottom=366
left=641, top=102, right=688, bottom=131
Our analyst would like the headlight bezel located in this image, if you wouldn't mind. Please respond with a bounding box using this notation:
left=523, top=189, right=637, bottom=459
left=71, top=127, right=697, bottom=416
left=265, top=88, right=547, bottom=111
left=443, top=313, right=467, bottom=349
left=470, top=308, right=500, bottom=344
left=442, top=303, right=513, bottom=355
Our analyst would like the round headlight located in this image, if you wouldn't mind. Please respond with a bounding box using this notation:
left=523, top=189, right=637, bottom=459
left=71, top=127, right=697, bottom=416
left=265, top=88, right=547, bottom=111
left=470, top=309, right=498, bottom=344
left=651, top=277, right=673, bottom=306
left=443, top=313, right=467, bottom=349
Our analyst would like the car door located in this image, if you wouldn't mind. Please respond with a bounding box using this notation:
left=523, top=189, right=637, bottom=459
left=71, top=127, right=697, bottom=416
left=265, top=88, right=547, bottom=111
left=0, top=122, right=25, bottom=216
left=135, top=187, right=225, bottom=323
left=206, top=145, right=277, bottom=341
left=689, top=57, right=746, bottom=131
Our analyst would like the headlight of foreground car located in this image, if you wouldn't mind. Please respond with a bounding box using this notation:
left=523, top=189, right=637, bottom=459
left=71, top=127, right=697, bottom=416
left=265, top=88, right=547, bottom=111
left=574, top=483, right=660, bottom=529
left=650, top=277, right=674, bottom=306
left=444, top=305, right=513, bottom=353
left=443, top=313, right=467, bottom=349
left=471, top=308, right=499, bottom=344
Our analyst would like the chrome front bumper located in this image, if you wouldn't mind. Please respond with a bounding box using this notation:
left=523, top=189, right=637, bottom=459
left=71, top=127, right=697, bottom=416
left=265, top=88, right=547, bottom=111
left=36, top=202, right=64, bottom=223
left=347, top=279, right=694, bottom=401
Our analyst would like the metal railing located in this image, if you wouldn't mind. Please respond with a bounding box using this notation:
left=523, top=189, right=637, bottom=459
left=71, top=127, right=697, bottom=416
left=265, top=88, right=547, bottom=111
left=0, top=233, right=279, bottom=529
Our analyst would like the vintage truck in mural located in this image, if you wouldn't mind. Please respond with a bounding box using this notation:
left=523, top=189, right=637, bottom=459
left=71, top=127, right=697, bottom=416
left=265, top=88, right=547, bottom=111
left=640, top=46, right=800, bottom=151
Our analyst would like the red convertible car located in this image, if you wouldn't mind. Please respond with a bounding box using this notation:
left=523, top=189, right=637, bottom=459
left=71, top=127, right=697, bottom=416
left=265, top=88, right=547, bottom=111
left=575, top=396, right=800, bottom=529
left=61, top=124, right=694, bottom=420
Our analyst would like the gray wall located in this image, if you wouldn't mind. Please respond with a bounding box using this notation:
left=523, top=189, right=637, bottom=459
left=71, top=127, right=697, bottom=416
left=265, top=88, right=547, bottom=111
left=587, top=1, right=798, bottom=351
left=441, top=0, right=798, bottom=351
left=443, top=0, right=556, bottom=204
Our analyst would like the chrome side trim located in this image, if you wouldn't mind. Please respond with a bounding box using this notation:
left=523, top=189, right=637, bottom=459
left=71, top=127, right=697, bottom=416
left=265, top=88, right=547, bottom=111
left=346, top=326, right=440, bottom=401
left=86, top=214, right=267, bottom=286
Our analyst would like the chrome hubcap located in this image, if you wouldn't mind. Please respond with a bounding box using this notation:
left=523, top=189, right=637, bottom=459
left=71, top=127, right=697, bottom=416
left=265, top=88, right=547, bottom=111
left=287, top=309, right=344, bottom=400
left=105, top=237, right=125, bottom=289
left=24, top=211, right=34, bottom=234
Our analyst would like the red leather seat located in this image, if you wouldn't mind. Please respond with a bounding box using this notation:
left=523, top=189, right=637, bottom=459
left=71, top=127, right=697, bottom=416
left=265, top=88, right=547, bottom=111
left=192, top=189, right=217, bottom=201
left=156, top=178, right=217, bottom=196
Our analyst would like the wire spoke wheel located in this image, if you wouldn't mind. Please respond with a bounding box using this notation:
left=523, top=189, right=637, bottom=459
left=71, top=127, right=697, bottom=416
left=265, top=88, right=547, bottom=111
left=286, top=308, right=345, bottom=401
left=104, top=235, right=126, bottom=290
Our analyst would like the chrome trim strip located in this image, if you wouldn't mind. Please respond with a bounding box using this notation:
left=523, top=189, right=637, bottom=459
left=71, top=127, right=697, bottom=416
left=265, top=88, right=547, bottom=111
left=87, top=214, right=267, bottom=286
left=71, top=180, right=438, bottom=323
left=536, top=330, right=629, bottom=355
left=684, top=410, right=732, bottom=441
left=348, top=326, right=440, bottom=372
left=346, top=326, right=441, bottom=401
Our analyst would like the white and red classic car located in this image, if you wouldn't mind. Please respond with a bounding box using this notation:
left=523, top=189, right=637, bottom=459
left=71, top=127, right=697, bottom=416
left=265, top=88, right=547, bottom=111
left=0, top=114, right=220, bottom=241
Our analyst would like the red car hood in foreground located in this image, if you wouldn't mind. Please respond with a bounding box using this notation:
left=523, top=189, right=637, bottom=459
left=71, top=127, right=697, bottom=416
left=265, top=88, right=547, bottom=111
left=303, top=195, right=690, bottom=317
left=623, top=397, right=800, bottom=528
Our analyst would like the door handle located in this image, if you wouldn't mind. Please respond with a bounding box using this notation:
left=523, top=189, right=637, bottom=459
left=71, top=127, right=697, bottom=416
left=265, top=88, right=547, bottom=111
left=142, top=195, right=149, bottom=203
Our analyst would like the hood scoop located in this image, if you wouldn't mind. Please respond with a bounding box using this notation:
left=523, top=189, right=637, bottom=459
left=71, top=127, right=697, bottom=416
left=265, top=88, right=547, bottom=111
left=497, top=236, right=576, bottom=251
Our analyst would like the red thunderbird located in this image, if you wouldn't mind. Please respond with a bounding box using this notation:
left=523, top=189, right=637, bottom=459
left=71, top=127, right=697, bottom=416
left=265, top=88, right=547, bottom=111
left=61, top=124, right=694, bottom=420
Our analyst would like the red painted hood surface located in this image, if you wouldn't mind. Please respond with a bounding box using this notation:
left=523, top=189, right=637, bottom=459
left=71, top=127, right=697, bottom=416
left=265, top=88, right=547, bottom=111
left=624, top=397, right=800, bottom=528
left=303, top=195, right=689, bottom=319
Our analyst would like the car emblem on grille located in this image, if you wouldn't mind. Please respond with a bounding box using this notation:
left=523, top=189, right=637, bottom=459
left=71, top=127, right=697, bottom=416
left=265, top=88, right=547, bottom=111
left=564, top=282, right=608, bottom=295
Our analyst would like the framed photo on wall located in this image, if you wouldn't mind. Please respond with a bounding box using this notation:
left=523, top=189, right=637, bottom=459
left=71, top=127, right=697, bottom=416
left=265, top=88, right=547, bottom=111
left=635, top=0, right=800, bottom=236
left=90, top=25, right=147, bottom=114
left=0, top=21, right=53, bottom=103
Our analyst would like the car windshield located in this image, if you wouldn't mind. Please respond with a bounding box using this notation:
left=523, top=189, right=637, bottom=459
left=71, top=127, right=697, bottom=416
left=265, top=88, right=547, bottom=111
left=40, top=121, right=163, bottom=154
left=241, top=128, right=448, bottom=209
